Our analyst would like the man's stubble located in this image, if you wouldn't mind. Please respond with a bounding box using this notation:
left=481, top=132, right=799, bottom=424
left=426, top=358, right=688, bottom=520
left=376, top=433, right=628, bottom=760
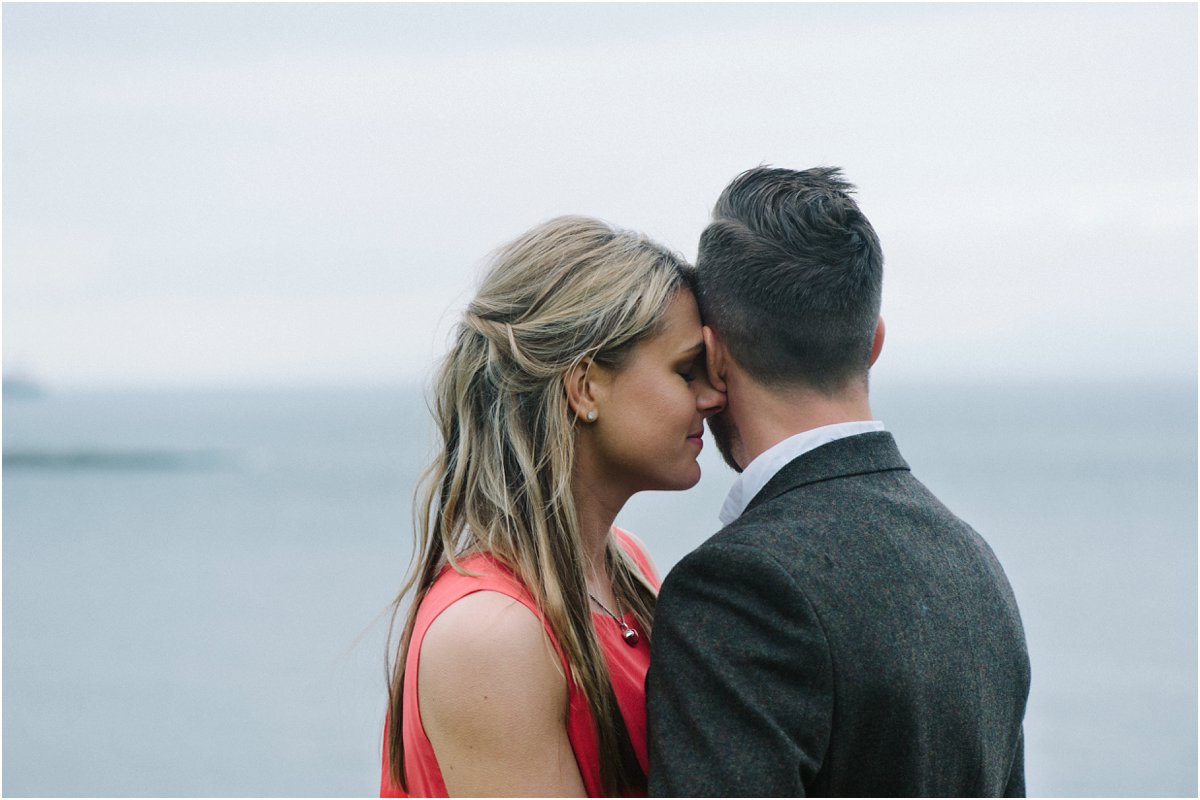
left=706, top=409, right=743, bottom=474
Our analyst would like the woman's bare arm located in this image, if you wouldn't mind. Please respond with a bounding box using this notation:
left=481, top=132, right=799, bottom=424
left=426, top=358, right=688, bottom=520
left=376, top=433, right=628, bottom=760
left=417, top=590, right=586, bottom=797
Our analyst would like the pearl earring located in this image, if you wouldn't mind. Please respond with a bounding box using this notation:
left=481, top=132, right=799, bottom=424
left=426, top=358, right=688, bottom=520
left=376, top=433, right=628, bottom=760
left=586, top=410, right=597, bottom=422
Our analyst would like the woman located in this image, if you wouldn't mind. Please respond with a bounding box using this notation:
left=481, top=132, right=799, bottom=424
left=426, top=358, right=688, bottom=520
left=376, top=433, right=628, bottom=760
left=382, top=216, right=724, bottom=797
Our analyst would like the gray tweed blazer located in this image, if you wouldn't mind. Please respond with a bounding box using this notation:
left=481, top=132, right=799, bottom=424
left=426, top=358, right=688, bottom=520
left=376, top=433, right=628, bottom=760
left=647, top=432, right=1030, bottom=797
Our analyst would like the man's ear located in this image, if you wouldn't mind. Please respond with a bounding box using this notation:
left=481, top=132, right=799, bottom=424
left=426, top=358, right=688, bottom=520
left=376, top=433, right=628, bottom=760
left=868, top=317, right=886, bottom=367
left=564, top=356, right=604, bottom=422
left=701, top=326, right=728, bottom=393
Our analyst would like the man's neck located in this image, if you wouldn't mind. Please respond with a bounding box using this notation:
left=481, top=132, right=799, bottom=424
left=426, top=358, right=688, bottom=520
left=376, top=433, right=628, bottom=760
left=729, top=373, right=874, bottom=468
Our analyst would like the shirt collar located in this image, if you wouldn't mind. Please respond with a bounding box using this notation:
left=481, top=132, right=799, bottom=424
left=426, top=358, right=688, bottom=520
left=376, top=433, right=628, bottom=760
left=718, top=420, right=886, bottom=526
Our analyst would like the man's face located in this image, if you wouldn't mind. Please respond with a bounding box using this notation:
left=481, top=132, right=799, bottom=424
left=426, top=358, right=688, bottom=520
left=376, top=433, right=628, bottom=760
left=706, top=406, right=744, bottom=474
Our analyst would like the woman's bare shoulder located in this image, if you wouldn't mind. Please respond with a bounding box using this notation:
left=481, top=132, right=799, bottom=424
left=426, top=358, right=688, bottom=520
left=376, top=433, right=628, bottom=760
left=420, top=590, right=557, bottom=676
left=418, top=591, right=567, bottom=730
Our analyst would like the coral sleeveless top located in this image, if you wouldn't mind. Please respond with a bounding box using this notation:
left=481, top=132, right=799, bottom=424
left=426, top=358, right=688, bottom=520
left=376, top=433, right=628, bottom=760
left=380, top=529, right=659, bottom=798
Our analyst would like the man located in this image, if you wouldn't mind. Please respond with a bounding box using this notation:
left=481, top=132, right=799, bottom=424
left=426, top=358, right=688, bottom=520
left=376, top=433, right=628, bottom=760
left=647, top=166, right=1030, bottom=797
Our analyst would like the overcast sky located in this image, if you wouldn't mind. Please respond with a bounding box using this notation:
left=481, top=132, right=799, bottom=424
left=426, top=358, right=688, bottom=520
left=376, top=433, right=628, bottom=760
left=3, top=3, right=1195, bottom=389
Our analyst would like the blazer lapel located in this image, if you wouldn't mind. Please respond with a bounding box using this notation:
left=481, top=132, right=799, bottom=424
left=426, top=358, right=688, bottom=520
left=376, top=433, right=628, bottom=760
left=743, top=431, right=911, bottom=515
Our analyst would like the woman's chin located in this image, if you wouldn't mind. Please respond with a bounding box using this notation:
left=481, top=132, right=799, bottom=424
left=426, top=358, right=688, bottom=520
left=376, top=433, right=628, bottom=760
left=667, top=464, right=702, bottom=491
left=630, top=462, right=703, bottom=494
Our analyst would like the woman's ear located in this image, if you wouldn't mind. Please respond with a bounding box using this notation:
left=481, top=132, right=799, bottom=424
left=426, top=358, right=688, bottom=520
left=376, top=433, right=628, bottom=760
left=701, top=326, right=728, bottom=393
left=564, top=356, right=602, bottom=422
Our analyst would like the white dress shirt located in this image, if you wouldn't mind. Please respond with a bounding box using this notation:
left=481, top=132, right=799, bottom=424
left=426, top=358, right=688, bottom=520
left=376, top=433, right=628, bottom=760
left=718, top=420, right=886, bottom=525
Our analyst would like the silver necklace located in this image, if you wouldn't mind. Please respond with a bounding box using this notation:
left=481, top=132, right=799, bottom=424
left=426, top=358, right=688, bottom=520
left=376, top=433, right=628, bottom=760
left=588, top=592, right=640, bottom=646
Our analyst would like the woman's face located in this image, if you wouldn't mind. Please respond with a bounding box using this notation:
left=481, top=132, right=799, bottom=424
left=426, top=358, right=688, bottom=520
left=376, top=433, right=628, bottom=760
left=582, top=288, right=726, bottom=495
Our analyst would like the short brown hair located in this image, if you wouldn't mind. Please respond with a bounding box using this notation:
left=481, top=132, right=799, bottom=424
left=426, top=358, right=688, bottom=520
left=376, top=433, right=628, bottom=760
left=696, top=165, right=883, bottom=394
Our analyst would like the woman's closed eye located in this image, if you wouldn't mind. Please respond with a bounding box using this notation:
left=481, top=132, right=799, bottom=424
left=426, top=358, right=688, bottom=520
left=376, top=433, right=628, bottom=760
left=677, top=354, right=707, bottom=383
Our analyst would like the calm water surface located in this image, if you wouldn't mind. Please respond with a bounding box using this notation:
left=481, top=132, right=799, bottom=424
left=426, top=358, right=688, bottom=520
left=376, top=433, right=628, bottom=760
left=3, top=380, right=1195, bottom=796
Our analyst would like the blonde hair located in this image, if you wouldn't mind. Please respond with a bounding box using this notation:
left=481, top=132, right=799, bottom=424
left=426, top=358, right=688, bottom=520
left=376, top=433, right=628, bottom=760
left=386, top=215, right=692, bottom=794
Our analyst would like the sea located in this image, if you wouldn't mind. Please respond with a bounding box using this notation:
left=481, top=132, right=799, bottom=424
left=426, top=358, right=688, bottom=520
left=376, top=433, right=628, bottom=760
left=3, top=379, right=1195, bottom=797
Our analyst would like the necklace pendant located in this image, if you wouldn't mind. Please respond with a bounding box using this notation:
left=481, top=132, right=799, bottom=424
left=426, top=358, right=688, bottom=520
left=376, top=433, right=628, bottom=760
left=589, top=591, right=640, bottom=647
